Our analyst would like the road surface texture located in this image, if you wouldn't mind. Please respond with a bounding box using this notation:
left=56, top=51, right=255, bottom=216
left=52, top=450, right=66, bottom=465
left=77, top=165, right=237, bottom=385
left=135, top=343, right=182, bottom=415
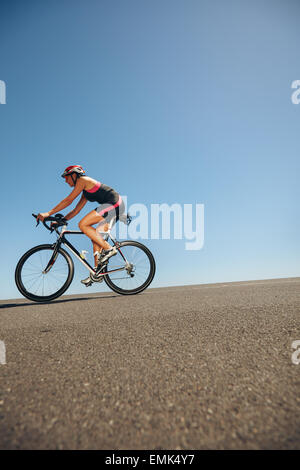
left=0, top=278, right=299, bottom=450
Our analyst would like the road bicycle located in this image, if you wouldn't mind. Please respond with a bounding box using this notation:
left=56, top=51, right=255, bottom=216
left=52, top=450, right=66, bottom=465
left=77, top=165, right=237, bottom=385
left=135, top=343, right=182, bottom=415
left=15, top=213, right=156, bottom=303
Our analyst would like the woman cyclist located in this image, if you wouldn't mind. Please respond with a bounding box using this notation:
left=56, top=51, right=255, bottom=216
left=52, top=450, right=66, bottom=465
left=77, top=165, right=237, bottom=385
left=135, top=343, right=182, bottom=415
left=37, top=165, right=125, bottom=286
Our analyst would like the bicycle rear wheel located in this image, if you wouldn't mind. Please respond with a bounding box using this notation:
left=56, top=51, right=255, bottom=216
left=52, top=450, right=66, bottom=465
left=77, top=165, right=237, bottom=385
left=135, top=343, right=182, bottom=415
left=103, top=241, right=155, bottom=295
left=15, top=244, right=74, bottom=302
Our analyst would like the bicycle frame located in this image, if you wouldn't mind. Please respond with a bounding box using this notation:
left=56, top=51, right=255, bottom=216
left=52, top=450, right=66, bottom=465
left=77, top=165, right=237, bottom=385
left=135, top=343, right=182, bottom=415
left=45, top=223, right=128, bottom=278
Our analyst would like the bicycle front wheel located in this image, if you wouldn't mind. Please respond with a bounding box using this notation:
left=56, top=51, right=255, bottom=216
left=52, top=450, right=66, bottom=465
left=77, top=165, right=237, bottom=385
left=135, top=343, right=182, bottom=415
left=15, top=244, right=74, bottom=302
left=103, top=241, right=156, bottom=295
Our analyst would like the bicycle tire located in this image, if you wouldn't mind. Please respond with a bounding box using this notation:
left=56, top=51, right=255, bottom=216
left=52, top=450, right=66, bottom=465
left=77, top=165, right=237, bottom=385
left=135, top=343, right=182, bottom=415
left=103, top=241, right=155, bottom=295
left=15, top=244, right=74, bottom=302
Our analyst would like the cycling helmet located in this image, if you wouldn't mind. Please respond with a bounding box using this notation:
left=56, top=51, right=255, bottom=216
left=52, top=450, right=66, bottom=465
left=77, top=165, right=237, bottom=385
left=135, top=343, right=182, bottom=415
left=61, top=165, right=86, bottom=178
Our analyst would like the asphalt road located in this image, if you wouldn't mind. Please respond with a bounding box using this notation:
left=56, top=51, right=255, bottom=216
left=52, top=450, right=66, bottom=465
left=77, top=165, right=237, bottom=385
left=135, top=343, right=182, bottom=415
left=0, top=278, right=299, bottom=450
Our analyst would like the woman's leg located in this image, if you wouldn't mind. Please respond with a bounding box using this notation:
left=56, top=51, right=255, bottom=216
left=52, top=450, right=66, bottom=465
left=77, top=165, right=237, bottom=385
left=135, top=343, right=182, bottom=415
left=78, top=211, right=111, bottom=262
left=80, top=212, right=114, bottom=285
left=92, top=241, right=102, bottom=268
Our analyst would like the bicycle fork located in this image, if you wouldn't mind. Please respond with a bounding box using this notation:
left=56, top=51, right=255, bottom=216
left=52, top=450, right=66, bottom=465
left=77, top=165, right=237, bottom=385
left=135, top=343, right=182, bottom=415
left=42, top=241, right=61, bottom=274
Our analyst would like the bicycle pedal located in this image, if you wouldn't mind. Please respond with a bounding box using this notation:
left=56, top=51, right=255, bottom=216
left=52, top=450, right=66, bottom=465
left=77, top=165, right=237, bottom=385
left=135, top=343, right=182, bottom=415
left=81, top=276, right=94, bottom=287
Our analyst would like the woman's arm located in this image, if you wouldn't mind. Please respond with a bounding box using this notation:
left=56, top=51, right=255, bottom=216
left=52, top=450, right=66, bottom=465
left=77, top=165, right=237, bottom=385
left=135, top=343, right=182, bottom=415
left=37, top=179, right=85, bottom=221
left=65, top=194, right=88, bottom=221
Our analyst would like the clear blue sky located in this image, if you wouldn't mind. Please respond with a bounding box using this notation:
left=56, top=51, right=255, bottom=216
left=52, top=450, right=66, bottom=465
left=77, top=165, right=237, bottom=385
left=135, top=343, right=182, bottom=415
left=1, top=0, right=299, bottom=299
